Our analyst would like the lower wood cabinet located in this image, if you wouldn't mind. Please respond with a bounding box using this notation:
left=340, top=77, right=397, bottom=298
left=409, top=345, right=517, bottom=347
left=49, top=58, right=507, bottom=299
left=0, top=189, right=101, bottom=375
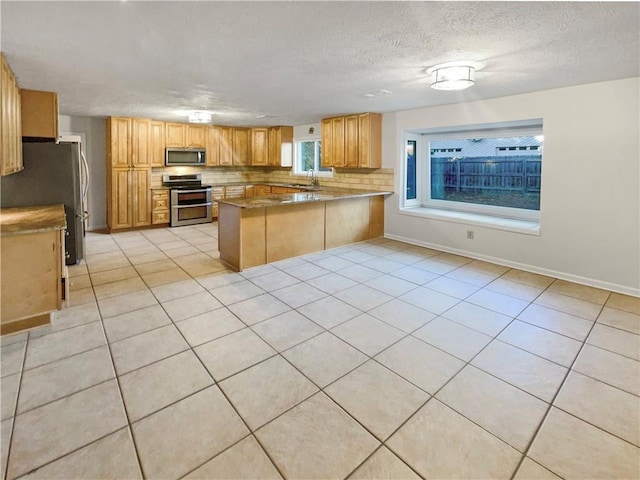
left=108, top=167, right=151, bottom=230
left=151, top=189, right=169, bottom=225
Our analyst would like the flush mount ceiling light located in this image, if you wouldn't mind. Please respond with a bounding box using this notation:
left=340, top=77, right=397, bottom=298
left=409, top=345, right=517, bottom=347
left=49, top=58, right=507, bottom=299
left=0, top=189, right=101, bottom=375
left=430, top=64, right=475, bottom=91
left=188, top=111, right=212, bottom=123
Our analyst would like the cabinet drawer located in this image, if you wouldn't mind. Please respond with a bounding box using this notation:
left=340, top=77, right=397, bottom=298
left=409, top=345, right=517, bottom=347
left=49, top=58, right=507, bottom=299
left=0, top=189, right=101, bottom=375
left=153, top=197, right=169, bottom=210
left=152, top=211, right=170, bottom=224
left=212, top=186, right=224, bottom=199
left=224, top=186, right=245, bottom=198
left=256, top=185, right=272, bottom=196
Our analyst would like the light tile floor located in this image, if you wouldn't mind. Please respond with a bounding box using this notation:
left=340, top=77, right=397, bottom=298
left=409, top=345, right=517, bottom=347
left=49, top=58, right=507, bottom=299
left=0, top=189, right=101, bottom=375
left=1, top=223, right=639, bottom=479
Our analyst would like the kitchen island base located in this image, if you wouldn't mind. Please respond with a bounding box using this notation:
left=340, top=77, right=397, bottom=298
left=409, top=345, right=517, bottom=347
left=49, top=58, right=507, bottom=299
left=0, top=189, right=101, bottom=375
left=218, top=194, right=385, bottom=271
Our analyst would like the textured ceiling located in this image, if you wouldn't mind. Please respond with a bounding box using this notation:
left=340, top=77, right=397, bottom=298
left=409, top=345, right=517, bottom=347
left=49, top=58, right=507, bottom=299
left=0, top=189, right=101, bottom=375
left=1, top=1, right=638, bottom=126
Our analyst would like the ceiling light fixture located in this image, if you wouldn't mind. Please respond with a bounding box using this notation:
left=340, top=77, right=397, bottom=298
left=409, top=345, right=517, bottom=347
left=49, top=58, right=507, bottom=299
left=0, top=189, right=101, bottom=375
left=188, top=111, right=212, bottom=123
left=430, top=64, right=475, bottom=91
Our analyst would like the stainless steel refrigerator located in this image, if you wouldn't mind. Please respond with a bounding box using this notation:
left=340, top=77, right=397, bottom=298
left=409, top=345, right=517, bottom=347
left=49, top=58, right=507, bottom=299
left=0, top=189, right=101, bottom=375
left=0, top=140, right=89, bottom=264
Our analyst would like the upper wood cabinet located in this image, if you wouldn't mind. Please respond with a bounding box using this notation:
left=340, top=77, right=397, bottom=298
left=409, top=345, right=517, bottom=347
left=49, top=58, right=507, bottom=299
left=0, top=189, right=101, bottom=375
left=251, top=128, right=269, bottom=166
left=165, top=122, right=186, bottom=147
left=1, top=52, right=23, bottom=176
left=268, top=126, right=293, bottom=167
left=217, top=126, right=233, bottom=166
left=321, top=116, right=345, bottom=168
left=232, top=127, right=250, bottom=165
left=206, top=126, right=219, bottom=166
left=321, top=112, right=381, bottom=169
left=131, top=118, right=151, bottom=167
left=186, top=125, right=206, bottom=148
left=108, top=117, right=131, bottom=169
left=357, top=113, right=382, bottom=168
left=165, top=122, right=206, bottom=149
left=150, top=120, right=165, bottom=167
left=20, top=89, right=58, bottom=140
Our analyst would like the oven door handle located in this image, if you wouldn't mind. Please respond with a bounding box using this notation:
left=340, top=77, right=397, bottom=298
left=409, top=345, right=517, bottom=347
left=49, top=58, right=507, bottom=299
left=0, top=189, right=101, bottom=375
left=172, top=202, right=213, bottom=208
left=173, top=188, right=211, bottom=194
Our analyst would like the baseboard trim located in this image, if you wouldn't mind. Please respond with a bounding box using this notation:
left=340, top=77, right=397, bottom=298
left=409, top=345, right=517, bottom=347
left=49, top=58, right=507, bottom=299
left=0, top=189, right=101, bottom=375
left=384, top=233, right=640, bottom=298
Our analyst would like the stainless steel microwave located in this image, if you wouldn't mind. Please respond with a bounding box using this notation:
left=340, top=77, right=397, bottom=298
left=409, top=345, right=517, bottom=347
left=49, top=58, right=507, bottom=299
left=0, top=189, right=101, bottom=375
left=165, top=148, right=206, bottom=166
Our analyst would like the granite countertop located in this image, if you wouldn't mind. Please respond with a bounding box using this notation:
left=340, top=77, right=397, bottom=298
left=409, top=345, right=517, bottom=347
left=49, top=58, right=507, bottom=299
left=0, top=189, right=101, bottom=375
left=0, top=204, right=67, bottom=235
left=217, top=188, right=391, bottom=209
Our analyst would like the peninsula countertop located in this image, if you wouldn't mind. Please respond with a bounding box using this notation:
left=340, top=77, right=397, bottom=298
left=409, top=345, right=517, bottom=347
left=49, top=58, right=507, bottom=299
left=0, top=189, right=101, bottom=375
left=217, top=188, right=391, bottom=209
left=0, top=204, right=67, bottom=235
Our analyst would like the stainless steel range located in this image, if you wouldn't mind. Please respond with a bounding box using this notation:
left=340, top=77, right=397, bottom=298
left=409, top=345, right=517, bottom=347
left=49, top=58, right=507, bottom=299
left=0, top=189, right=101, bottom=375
left=162, top=174, right=213, bottom=227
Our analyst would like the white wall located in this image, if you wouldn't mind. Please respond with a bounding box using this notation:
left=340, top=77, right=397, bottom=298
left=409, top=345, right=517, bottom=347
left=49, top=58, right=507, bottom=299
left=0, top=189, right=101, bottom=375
left=383, top=78, right=640, bottom=295
left=58, top=115, right=107, bottom=230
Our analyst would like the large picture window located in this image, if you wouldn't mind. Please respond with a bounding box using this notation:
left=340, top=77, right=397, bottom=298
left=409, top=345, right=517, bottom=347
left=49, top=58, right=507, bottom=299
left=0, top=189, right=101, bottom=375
left=403, top=120, right=543, bottom=223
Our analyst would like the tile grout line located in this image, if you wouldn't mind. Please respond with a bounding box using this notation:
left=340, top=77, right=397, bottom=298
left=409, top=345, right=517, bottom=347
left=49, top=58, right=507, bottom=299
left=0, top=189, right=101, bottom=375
left=507, top=291, right=614, bottom=480
left=2, top=334, right=29, bottom=480
left=92, top=297, right=147, bottom=480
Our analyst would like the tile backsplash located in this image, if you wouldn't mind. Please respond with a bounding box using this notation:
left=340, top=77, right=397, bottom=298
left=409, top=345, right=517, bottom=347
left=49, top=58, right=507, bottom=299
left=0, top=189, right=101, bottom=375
left=151, top=166, right=394, bottom=192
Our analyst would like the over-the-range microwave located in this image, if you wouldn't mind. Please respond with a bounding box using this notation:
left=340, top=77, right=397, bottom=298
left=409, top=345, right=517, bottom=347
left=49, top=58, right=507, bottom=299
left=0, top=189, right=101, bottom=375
left=165, top=148, right=206, bottom=166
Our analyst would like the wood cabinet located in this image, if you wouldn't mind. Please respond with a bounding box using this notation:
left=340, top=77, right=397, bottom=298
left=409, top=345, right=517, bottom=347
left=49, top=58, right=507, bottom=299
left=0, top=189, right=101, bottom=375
left=131, top=118, right=151, bottom=167
left=344, top=114, right=359, bottom=167
left=323, top=116, right=345, bottom=168
left=232, top=127, right=250, bottom=165
left=357, top=113, right=382, bottom=168
left=217, top=126, right=233, bottom=166
left=322, top=112, right=381, bottom=168
left=251, top=128, right=269, bottom=166
left=206, top=126, right=219, bottom=166
left=151, top=189, right=169, bottom=225
left=20, top=89, right=58, bottom=140
left=255, top=185, right=272, bottom=196
left=106, top=117, right=152, bottom=231
left=166, top=123, right=206, bottom=149
left=224, top=185, right=246, bottom=199
left=1, top=52, right=23, bottom=176
left=150, top=121, right=165, bottom=167
left=186, top=125, right=206, bottom=148
left=268, top=126, right=293, bottom=167
left=165, top=122, right=186, bottom=147
left=211, top=186, right=224, bottom=218
left=1, top=205, right=67, bottom=335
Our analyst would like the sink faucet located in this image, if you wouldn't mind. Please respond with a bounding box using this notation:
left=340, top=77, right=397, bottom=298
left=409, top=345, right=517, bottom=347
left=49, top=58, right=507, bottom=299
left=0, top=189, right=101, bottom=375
left=307, top=169, right=320, bottom=189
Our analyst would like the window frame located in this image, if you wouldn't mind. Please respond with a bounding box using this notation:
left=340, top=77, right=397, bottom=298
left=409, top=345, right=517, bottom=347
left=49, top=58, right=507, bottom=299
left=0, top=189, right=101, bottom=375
left=402, top=123, right=543, bottom=223
left=293, top=138, right=333, bottom=177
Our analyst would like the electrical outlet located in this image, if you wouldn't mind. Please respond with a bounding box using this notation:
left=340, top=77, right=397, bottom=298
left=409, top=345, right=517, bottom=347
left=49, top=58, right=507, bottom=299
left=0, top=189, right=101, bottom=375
left=467, top=230, right=474, bottom=240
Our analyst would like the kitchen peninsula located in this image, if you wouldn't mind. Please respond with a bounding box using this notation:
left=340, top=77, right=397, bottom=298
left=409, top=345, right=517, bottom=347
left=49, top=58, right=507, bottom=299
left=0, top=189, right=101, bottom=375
left=0, top=204, right=67, bottom=334
left=217, top=189, right=389, bottom=271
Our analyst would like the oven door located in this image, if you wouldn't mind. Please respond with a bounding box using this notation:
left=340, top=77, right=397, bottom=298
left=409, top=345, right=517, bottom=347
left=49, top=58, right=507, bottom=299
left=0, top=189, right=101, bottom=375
left=170, top=188, right=213, bottom=227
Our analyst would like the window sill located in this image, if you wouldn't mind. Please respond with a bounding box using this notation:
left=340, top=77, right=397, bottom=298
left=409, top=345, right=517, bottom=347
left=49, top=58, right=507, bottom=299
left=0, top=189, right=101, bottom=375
left=399, top=206, right=540, bottom=236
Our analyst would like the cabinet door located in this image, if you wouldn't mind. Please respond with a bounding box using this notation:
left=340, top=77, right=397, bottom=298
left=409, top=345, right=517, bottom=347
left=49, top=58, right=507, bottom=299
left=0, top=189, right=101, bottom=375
left=186, top=125, right=206, bottom=148
left=233, top=128, right=250, bottom=165
left=1, top=56, right=23, bottom=175
left=110, top=167, right=132, bottom=229
left=150, top=121, right=165, bottom=167
left=108, top=117, right=131, bottom=168
left=165, top=122, right=186, bottom=147
left=345, top=114, right=359, bottom=168
left=20, top=89, right=58, bottom=139
left=131, top=168, right=151, bottom=227
left=251, top=128, right=269, bottom=166
left=359, top=113, right=382, bottom=168
left=268, top=126, right=293, bottom=167
left=131, top=118, right=151, bottom=167
left=218, top=126, right=233, bottom=166
left=331, top=117, right=345, bottom=168
left=206, top=126, right=219, bottom=166
left=321, top=118, right=333, bottom=168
